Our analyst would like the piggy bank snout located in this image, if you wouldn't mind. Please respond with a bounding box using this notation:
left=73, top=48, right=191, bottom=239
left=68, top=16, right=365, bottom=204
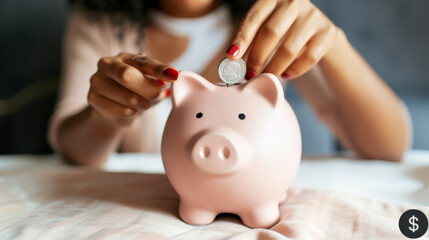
left=191, top=131, right=250, bottom=175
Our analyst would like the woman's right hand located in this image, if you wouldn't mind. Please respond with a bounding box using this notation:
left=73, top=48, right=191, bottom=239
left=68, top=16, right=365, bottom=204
left=88, top=52, right=178, bottom=126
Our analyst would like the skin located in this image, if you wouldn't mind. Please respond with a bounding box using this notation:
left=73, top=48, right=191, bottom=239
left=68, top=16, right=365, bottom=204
left=58, top=53, right=177, bottom=165
left=57, top=0, right=411, bottom=165
left=226, top=0, right=411, bottom=161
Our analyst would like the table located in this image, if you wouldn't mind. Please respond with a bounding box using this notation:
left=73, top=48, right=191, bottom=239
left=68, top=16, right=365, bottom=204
left=1, top=150, right=428, bottom=206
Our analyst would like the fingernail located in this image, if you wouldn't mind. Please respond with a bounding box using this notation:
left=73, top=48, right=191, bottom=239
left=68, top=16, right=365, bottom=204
left=158, top=80, right=165, bottom=86
left=281, top=72, right=290, bottom=79
left=164, top=68, right=178, bottom=80
left=245, top=69, right=256, bottom=80
left=165, top=89, right=171, bottom=97
left=226, top=44, right=239, bottom=57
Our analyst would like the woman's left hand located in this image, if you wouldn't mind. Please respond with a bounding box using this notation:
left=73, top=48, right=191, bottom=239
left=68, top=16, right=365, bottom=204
left=226, top=0, right=338, bottom=80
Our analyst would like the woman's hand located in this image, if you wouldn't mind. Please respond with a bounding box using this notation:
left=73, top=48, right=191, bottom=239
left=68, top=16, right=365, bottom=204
left=88, top=52, right=178, bottom=126
left=226, top=0, right=338, bottom=80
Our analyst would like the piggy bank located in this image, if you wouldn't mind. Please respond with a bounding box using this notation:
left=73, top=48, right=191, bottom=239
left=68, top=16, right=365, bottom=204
left=161, top=71, right=301, bottom=228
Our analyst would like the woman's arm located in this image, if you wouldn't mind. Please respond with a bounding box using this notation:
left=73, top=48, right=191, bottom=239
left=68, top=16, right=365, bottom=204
left=226, top=0, right=411, bottom=161
left=49, top=12, right=175, bottom=166
left=315, top=29, right=411, bottom=161
left=56, top=106, right=126, bottom=166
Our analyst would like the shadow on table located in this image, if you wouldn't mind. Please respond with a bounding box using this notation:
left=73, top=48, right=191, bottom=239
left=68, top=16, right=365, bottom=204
left=407, top=166, right=429, bottom=205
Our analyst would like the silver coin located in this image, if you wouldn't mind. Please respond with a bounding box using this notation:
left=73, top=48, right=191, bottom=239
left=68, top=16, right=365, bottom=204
left=218, top=57, right=246, bottom=84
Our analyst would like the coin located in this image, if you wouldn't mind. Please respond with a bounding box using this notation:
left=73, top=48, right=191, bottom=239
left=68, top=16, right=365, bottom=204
left=218, top=57, right=246, bottom=85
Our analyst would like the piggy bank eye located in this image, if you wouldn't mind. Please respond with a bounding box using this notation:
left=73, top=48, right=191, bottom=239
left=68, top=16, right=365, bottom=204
left=196, top=112, right=203, bottom=118
left=238, top=113, right=246, bottom=120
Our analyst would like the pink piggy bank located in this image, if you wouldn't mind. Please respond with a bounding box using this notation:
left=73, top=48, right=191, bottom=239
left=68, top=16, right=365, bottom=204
left=161, top=71, right=301, bottom=228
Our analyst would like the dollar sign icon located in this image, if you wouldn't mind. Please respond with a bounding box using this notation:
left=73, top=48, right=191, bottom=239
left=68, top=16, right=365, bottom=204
left=408, top=215, right=419, bottom=233
left=399, top=209, right=428, bottom=239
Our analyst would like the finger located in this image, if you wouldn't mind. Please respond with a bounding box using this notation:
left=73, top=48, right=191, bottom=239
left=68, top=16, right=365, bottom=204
left=262, top=16, right=317, bottom=77
left=151, top=88, right=171, bottom=106
left=97, top=58, right=163, bottom=100
left=226, top=0, right=278, bottom=60
left=90, top=74, right=152, bottom=111
left=125, top=54, right=179, bottom=82
left=245, top=2, right=298, bottom=77
left=88, top=91, right=138, bottom=126
left=283, top=27, right=336, bottom=78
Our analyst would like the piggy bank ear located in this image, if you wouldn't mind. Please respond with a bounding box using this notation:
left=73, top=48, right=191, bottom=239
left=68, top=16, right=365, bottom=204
left=239, top=73, right=283, bottom=107
left=171, top=70, right=215, bottom=107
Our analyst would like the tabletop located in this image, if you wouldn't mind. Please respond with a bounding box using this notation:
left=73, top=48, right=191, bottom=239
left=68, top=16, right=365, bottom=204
left=0, top=150, right=428, bottom=206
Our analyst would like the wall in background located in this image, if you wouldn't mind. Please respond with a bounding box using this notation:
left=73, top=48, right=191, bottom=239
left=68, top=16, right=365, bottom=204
left=0, top=0, right=67, bottom=153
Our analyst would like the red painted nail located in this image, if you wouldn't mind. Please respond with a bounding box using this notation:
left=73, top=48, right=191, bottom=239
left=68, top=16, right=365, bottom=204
left=158, top=80, right=165, bottom=85
left=281, top=72, right=290, bottom=79
left=226, top=44, right=239, bottom=57
left=164, top=68, right=178, bottom=80
left=165, top=89, right=171, bottom=97
left=245, top=69, right=256, bottom=80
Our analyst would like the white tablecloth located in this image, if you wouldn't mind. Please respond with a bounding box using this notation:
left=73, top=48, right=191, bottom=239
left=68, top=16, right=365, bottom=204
left=0, top=150, right=428, bottom=207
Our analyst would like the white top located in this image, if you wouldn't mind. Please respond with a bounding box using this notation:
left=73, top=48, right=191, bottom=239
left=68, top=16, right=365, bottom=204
left=148, top=5, right=234, bottom=149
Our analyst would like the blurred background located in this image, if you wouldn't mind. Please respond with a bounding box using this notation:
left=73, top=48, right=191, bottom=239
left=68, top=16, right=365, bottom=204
left=0, top=0, right=428, bottom=154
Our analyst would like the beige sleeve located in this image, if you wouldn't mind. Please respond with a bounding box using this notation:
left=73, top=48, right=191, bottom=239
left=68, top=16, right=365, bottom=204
left=292, top=65, right=412, bottom=156
left=47, top=10, right=141, bottom=153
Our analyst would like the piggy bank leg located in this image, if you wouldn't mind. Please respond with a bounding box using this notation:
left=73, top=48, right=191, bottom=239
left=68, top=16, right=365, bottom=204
left=179, top=200, right=217, bottom=225
left=240, top=204, right=280, bottom=228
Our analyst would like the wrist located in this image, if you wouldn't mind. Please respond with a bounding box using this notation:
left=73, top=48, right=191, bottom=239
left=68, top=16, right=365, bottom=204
left=88, top=106, right=127, bottom=132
